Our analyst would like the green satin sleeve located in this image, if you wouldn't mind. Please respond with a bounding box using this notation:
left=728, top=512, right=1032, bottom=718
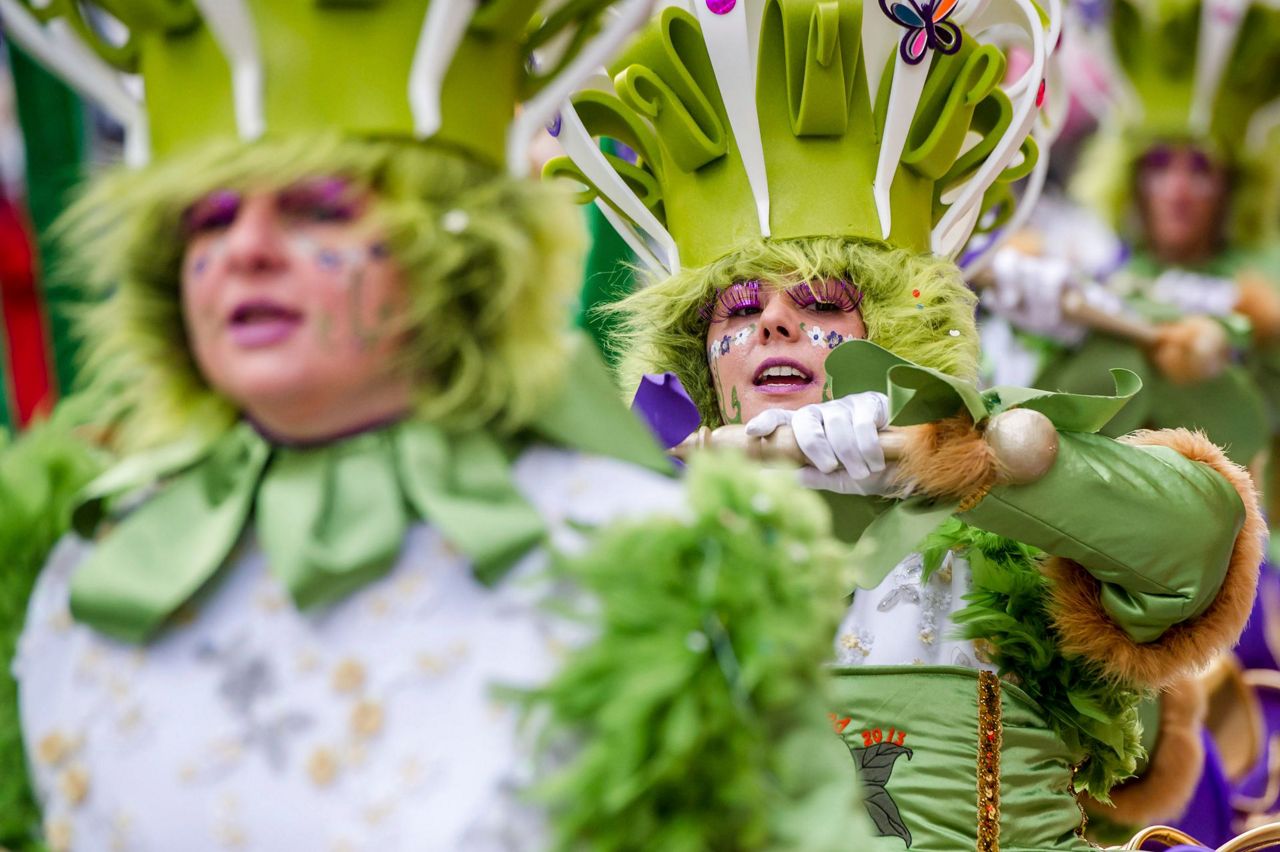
left=961, top=431, right=1245, bottom=643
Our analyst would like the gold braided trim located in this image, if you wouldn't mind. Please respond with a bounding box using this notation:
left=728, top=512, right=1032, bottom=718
left=977, top=670, right=1002, bottom=851
left=1115, top=826, right=1204, bottom=849
left=958, top=481, right=995, bottom=513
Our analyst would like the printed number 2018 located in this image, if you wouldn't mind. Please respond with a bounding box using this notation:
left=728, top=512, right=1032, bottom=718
left=862, top=727, right=907, bottom=747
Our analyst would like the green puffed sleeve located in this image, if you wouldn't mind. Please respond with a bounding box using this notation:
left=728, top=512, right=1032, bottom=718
left=826, top=340, right=1263, bottom=684
left=961, top=430, right=1245, bottom=643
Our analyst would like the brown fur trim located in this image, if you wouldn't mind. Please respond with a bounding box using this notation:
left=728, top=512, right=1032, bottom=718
left=1149, top=316, right=1231, bottom=385
left=1083, top=676, right=1207, bottom=825
left=1044, top=428, right=1265, bottom=688
left=891, top=413, right=1000, bottom=502
left=1235, top=273, right=1280, bottom=344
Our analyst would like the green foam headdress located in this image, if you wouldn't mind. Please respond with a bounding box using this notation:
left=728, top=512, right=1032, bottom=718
left=544, top=0, right=1059, bottom=273
left=1088, top=0, right=1280, bottom=152
left=0, top=0, right=651, bottom=171
left=1067, top=0, right=1280, bottom=244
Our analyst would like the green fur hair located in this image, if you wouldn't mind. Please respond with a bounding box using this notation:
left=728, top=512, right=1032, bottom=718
left=605, top=237, right=979, bottom=426
left=1071, top=128, right=1280, bottom=250
left=59, top=133, right=586, bottom=454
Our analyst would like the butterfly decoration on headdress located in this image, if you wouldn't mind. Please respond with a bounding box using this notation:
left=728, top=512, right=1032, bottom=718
left=879, top=0, right=963, bottom=65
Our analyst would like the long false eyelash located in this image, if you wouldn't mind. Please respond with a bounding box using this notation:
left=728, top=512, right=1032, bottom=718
left=699, top=280, right=762, bottom=323
left=786, top=278, right=864, bottom=312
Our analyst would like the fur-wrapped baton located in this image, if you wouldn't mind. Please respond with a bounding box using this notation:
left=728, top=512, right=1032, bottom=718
left=672, top=408, right=1060, bottom=487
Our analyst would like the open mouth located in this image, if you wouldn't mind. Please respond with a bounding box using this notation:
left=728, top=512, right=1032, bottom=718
left=753, top=358, right=815, bottom=393
left=227, top=299, right=304, bottom=347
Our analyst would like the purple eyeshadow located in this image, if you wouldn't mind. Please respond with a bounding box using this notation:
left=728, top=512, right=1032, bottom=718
left=278, top=176, right=361, bottom=223
left=1189, top=150, right=1215, bottom=175
left=183, top=190, right=242, bottom=236
left=1139, top=145, right=1175, bottom=173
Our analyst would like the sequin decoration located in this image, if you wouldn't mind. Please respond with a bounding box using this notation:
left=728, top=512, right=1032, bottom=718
left=977, top=670, right=1002, bottom=851
left=707, top=0, right=736, bottom=13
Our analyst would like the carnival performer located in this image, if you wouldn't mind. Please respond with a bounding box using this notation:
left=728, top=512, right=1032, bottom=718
left=0, top=3, right=877, bottom=850
left=545, top=0, right=1266, bottom=847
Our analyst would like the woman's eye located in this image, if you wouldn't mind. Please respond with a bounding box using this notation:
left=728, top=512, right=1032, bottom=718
left=183, top=191, right=241, bottom=235
left=808, top=301, right=841, bottom=313
left=729, top=305, right=762, bottom=318
left=280, top=178, right=361, bottom=225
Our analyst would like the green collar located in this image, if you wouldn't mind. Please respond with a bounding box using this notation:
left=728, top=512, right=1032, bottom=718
left=69, top=420, right=547, bottom=643
left=69, top=338, right=673, bottom=644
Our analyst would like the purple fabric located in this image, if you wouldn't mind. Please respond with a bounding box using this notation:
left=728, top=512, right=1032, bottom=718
left=1236, top=689, right=1280, bottom=802
left=1235, top=563, right=1279, bottom=670
left=1170, top=731, right=1236, bottom=846
left=631, top=372, right=702, bottom=450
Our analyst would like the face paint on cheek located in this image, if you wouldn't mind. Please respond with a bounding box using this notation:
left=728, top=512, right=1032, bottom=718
left=291, top=235, right=398, bottom=352
left=314, top=311, right=335, bottom=351
left=797, top=321, right=828, bottom=347
left=725, top=386, right=743, bottom=424
left=187, top=236, right=228, bottom=281
left=708, top=352, right=744, bottom=425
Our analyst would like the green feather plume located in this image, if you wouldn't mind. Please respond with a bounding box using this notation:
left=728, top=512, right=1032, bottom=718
left=0, top=404, right=107, bottom=850
left=923, top=519, right=1146, bottom=800
left=520, top=451, right=872, bottom=850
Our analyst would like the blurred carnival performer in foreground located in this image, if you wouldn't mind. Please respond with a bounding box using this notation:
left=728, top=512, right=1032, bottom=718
left=546, top=0, right=1266, bottom=847
left=0, top=2, right=880, bottom=850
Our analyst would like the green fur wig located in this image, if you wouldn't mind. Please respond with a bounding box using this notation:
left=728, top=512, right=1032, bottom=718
left=606, top=237, right=980, bottom=427
left=59, top=133, right=586, bottom=454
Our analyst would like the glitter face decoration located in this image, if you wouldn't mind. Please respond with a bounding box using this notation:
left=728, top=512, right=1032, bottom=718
left=703, top=278, right=867, bottom=424
left=179, top=178, right=414, bottom=441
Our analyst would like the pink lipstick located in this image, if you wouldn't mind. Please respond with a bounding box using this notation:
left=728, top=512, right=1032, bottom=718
left=227, top=299, right=303, bottom=348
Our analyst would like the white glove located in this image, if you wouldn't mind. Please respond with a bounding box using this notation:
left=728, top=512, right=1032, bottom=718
left=745, top=392, right=896, bottom=495
left=985, top=249, right=1085, bottom=343
left=1150, top=269, right=1239, bottom=317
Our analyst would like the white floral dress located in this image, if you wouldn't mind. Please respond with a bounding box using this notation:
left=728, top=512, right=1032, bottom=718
left=15, top=447, right=682, bottom=852
left=833, top=550, right=996, bottom=671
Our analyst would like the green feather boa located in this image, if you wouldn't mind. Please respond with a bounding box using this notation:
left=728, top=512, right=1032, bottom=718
left=0, top=410, right=106, bottom=850
left=924, top=519, right=1146, bottom=800
left=522, top=452, right=872, bottom=850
